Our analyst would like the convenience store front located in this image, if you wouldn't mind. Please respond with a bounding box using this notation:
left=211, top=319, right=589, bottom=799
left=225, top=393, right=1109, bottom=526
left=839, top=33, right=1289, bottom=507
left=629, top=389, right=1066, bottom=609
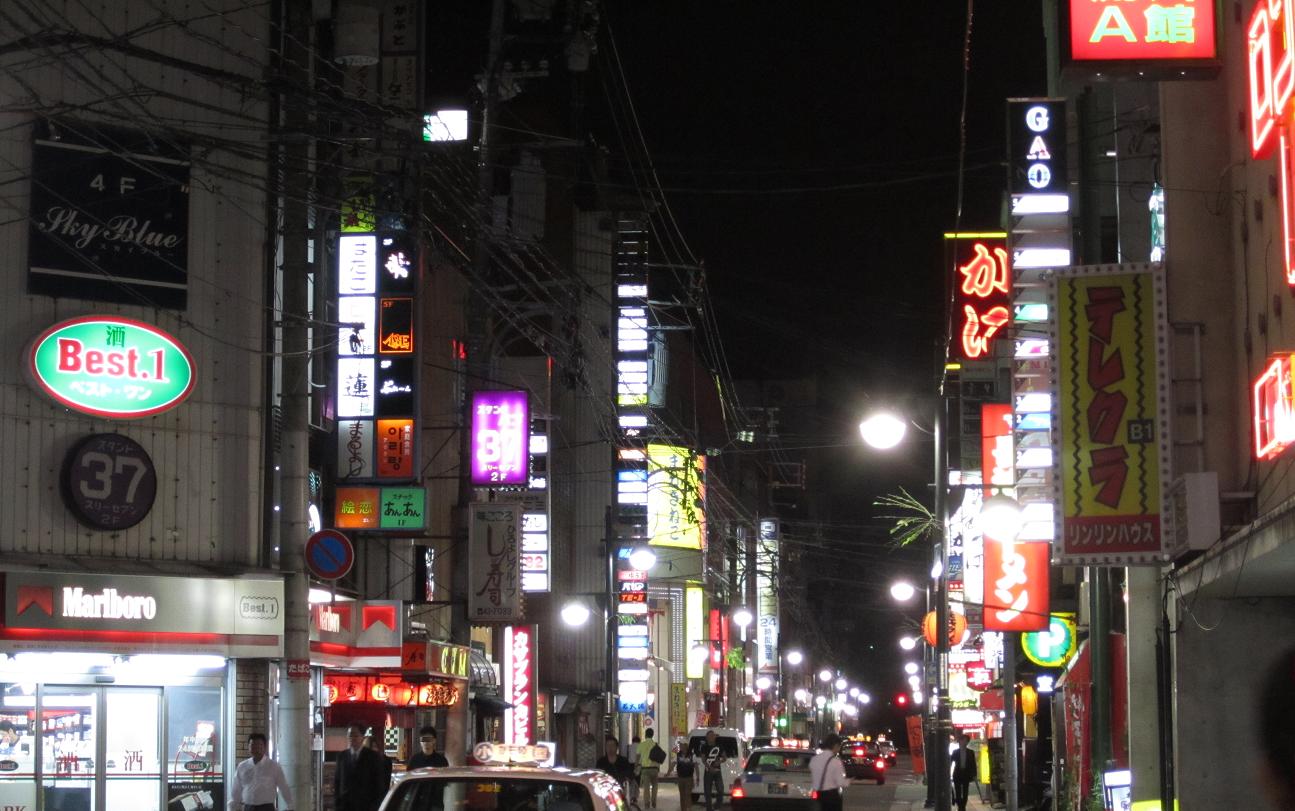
left=0, top=570, right=284, bottom=811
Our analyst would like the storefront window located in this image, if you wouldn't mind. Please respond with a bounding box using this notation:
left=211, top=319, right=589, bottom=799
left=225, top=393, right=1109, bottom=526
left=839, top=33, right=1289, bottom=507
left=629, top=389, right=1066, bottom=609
left=0, top=683, right=37, bottom=810
left=105, top=688, right=161, bottom=811
left=166, top=686, right=224, bottom=810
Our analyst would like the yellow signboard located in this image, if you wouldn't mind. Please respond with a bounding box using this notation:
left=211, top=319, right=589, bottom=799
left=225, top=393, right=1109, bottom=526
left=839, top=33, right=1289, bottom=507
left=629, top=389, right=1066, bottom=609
left=1053, top=265, right=1170, bottom=564
left=670, top=683, right=688, bottom=738
left=647, top=444, right=705, bottom=549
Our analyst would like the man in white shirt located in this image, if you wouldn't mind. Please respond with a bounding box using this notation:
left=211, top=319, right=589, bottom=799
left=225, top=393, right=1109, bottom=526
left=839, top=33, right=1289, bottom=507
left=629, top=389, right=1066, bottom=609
left=229, top=732, right=293, bottom=811
left=808, top=734, right=847, bottom=811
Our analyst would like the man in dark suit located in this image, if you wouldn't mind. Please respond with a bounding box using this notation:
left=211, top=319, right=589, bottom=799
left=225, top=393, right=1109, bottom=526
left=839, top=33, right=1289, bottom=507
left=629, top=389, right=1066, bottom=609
left=950, top=733, right=975, bottom=811
left=334, top=725, right=383, bottom=811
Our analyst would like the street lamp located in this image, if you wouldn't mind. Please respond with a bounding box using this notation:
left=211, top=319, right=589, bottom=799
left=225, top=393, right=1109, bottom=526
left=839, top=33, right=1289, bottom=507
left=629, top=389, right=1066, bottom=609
left=755, top=675, right=772, bottom=691
left=848, top=687, right=860, bottom=698
left=834, top=676, right=847, bottom=691
left=628, top=545, right=657, bottom=571
left=904, top=662, right=920, bottom=676
left=785, top=650, right=804, bottom=666
left=899, top=636, right=918, bottom=651
left=560, top=601, right=592, bottom=627
left=859, top=411, right=908, bottom=450
left=732, top=607, right=754, bottom=630
left=818, top=668, right=832, bottom=683
left=890, top=581, right=917, bottom=602
left=794, top=687, right=809, bottom=703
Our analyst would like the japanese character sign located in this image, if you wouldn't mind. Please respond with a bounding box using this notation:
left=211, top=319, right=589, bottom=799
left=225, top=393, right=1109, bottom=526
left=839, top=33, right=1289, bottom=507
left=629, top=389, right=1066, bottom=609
left=949, top=236, right=1012, bottom=362
left=1069, top=0, right=1216, bottom=62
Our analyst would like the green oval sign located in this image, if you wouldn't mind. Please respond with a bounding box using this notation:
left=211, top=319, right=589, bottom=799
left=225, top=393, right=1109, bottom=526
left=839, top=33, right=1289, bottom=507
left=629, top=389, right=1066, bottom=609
left=1022, top=613, right=1077, bottom=668
left=26, top=316, right=196, bottom=419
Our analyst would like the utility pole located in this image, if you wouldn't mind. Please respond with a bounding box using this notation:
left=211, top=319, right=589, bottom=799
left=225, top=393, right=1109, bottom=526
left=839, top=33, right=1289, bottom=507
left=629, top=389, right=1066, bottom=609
left=276, top=0, right=314, bottom=806
left=932, top=393, right=952, bottom=811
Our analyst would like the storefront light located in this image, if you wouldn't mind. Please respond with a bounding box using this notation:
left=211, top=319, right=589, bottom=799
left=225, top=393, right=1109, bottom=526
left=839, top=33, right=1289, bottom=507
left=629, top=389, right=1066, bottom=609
left=309, top=588, right=356, bottom=604
left=119, top=654, right=226, bottom=676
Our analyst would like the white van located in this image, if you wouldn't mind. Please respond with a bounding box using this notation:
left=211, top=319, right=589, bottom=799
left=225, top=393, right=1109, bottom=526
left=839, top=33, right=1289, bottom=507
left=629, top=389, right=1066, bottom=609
left=687, top=727, right=749, bottom=800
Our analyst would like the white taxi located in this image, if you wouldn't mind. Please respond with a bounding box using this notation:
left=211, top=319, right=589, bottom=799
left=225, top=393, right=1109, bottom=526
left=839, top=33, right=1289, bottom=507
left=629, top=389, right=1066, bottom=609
left=730, top=746, right=822, bottom=810
left=380, top=742, right=627, bottom=811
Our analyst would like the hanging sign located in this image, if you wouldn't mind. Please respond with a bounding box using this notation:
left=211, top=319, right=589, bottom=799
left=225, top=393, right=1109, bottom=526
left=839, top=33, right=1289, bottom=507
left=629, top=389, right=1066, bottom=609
left=1065, top=0, right=1218, bottom=64
left=27, top=316, right=195, bottom=419
left=1007, top=99, right=1067, bottom=197
left=504, top=625, right=536, bottom=745
left=947, top=233, right=1012, bottom=362
left=471, top=391, right=529, bottom=485
left=61, top=433, right=157, bottom=530
left=1022, top=613, right=1079, bottom=667
left=982, top=539, right=1050, bottom=632
left=1254, top=353, right=1295, bottom=459
left=468, top=504, right=522, bottom=622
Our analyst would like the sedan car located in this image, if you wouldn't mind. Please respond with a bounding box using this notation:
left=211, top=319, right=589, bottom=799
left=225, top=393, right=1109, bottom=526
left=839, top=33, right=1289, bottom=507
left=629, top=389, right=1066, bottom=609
left=730, top=747, right=818, bottom=810
left=381, top=742, right=625, bottom=811
left=877, top=740, right=898, bottom=766
left=838, top=742, right=886, bottom=785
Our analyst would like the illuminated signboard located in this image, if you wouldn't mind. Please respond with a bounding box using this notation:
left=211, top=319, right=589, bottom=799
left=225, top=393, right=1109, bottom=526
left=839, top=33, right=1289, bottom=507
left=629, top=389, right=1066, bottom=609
left=947, top=234, right=1011, bottom=362
left=377, top=419, right=415, bottom=478
left=1052, top=265, right=1171, bottom=564
left=334, top=486, right=425, bottom=531
left=617, top=546, right=652, bottom=712
left=504, top=625, right=535, bottom=745
left=647, top=444, right=704, bottom=549
left=26, top=316, right=196, bottom=419
left=1066, top=0, right=1217, bottom=63
left=324, top=675, right=459, bottom=708
left=379, top=298, right=414, bottom=353
left=981, top=538, right=1049, bottom=632
left=1249, top=0, right=1295, bottom=285
left=1254, top=353, right=1295, bottom=459
left=339, top=235, right=377, bottom=293
left=471, top=391, right=529, bottom=486
left=756, top=519, right=780, bottom=672
left=1007, top=100, right=1067, bottom=197
left=685, top=586, right=705, bottom=679
left=1022, top=613, right=1078, bottom=668
left=981, top=403, right=1015, bottom=493
left=520, top=511, right=550, bottom=592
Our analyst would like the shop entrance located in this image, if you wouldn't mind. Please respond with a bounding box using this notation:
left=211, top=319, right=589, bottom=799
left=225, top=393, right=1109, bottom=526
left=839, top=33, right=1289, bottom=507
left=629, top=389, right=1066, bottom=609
left=39, top=686, right=163, bottom=811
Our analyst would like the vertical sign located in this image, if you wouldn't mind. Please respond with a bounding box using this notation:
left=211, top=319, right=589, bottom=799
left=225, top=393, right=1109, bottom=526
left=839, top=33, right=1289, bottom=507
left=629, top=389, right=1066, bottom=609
left=504, top=625, right=535, bottom=745
left=1052, top=264, right=1172, bottom=564
left=755, top=519, right=780, bottom=672
left=1254, top=353, right=1295, bottom=459
left=1007, top=100, right=1067, bottom=197
left=981, top=404, right=1015, bottom=493
left=947, top=234, right=1012, bottom=362
left=468, top=504, right=522, bottom=621
left=471, top=391, right=529, bottom=485
left=685, top=586, right=705, bottom=680
left=617, top=549, right=651, bottom=713
left=647, top=444, right=704, bottom=549
left=1250, top=0, right=1295, bottom=284
left=982, top=538, right=1050, bottom=632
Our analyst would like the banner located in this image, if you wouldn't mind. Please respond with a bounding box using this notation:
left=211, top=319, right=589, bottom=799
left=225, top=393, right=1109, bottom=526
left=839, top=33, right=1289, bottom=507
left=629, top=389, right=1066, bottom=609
left=981, top=539, right=1049, bottom=632
left=468, top=504, right=522, bottom=622
left=905, top=715, right=926, bottom=775
left=647, top=444, right=704, bottom=549
left=1052, top=264, right=1172, bottom=564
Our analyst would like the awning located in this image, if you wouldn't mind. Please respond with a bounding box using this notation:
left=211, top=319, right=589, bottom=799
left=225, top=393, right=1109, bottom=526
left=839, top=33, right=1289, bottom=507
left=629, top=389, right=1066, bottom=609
left=469, top=648, right=497, bottom=690
left=472, top=693, right=513, bottom=714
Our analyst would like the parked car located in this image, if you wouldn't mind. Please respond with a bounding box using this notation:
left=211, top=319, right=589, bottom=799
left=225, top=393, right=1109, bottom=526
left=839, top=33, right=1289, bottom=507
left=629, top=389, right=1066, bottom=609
left=730, top=746, right=818, bottom=811
left=379, top=742, right=625, bottom=811
left=838, top=741, right=886, bottom=785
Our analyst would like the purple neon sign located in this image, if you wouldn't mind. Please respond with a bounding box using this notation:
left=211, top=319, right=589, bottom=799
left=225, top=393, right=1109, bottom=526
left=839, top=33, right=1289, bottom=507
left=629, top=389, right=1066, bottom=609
left=471, top=390, right=529, bottom=485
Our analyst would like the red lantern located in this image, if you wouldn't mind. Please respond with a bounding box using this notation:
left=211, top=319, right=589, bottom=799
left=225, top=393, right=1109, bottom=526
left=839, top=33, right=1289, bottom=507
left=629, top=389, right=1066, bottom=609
left=922, top=611, right=968, bottom=647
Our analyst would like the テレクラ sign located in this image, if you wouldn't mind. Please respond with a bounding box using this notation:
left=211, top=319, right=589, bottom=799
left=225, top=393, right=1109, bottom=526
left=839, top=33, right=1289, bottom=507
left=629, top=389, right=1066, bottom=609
left=26, top=316, right=196, bottom=418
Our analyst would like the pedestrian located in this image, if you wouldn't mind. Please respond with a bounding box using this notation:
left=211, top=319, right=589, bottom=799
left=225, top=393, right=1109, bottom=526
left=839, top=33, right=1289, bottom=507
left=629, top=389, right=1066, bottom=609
left=951, top=733, right=974, bottom=811
left=808, top=734, right=847, bottom=811
left=228, top=732, right=293, bottom=811
left=673, top=737, right=695, bottom=811
left=406, top=726, right=449, bottom=769
left=628, top=735, right=642, bottom=805
left=366, top=732, right=393, bottom=792
left=634, top=728, right=665, bottom=808
left=596, top=736, right=635, bottom=797
left=334, top=724, right=384, bottom=811
left=699, top=730, right=726, bottom=811
left=1259, top=647, right=1295, bottom=808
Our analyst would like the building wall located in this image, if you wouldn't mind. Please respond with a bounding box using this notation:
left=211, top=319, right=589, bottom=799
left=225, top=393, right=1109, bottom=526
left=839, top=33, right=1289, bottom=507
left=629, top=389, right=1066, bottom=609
left=0, top=1, right=270, bottom=566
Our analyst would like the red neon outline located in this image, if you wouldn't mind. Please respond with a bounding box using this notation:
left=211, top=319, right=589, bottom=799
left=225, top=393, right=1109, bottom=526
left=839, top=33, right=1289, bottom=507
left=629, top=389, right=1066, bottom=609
left=310, top=641, right=403, bottom=657
left=1254, top=354, right=1295, bottom=459
left=1250, top=0, right=1295, bottom=159
left=0, top=627, right=278, bottom=646
left=24, top=315, right=197, bottom=419
left=1283, top=132, right=1295, bottom=286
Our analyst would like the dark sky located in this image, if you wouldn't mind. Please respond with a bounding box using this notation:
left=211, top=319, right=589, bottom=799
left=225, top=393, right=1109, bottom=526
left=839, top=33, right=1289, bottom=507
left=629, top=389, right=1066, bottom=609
left=605, top=3, right=1049, bottom=725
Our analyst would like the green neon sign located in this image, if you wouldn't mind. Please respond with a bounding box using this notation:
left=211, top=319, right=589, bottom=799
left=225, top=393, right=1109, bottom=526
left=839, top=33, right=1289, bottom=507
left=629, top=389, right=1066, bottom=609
left=1022, top=613, right=1078, bottom=668
left=26, top=316, right=195, bottom=419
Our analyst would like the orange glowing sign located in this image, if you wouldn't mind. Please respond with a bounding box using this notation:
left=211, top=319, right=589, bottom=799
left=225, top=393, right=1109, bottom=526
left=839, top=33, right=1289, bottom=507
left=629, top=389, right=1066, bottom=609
left=377, top=418, right=415, bottom=478
left=323, top=675, right=460, bottom=707
left=1069, top=0, right=1217, bottom=63
left=948, top=235, right=1011, bottom=362
left=982, top=538, right=1050, bottom=632
left=334, top=487, right=380, bottom=529
left=1250, top=1, right=1295, bottom=285
left=1254, top=353, right=1295, bottom=460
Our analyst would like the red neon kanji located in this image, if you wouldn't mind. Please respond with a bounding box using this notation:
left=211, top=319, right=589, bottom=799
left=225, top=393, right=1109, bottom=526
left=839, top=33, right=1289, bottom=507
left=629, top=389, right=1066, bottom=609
left=961, top=304, right=1010, bottom=359
left=958, top=243, right=1010, bottom=298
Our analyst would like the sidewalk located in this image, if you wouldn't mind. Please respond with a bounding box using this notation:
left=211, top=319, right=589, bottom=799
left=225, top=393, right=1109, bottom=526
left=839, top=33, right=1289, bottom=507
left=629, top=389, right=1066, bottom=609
left=892, top=778, right=997, bottom=810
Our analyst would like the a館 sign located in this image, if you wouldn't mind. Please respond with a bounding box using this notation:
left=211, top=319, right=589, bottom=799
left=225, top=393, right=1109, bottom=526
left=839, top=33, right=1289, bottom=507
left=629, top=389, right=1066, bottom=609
left=62, top=587, right=158, bottom=620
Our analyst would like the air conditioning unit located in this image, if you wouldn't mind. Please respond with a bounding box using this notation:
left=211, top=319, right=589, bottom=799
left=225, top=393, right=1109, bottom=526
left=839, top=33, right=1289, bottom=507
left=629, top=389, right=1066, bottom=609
left=1167, top=472, right=1220, bottom=559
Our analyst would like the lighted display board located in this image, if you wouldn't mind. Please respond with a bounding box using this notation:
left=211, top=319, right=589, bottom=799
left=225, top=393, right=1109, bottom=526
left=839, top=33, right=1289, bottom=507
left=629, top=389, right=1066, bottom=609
left=334, top=486, right=425, bottom=531
left=471, top=391, right=529, bottom=486
left=1007, top=100, right=1067, bottom=197
left=982, top=538, right=1050, bottom=632
left=26, top=316, right=195, bottom=419
left=617, top=548, right=651, bottom=712
left=647, top=444, right=704, bottom=549
left=1254, top=353, right=1295, bottom=459
left=981, top=403, right=1015, bottom=493
left=504, top=625, right=535, bottom=745
left=947, top=234, right=1011, bottom=362
left=1022, top=613, right=1078, bottom=667
left=1051, top=264, right=1172, bottom=564
left=1066, top=0, right=1218, bottom=63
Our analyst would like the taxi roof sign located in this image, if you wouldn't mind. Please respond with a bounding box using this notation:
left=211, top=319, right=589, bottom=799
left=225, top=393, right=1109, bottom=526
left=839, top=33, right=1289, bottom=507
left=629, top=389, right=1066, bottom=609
left=473, top=741, right=556, bottom=768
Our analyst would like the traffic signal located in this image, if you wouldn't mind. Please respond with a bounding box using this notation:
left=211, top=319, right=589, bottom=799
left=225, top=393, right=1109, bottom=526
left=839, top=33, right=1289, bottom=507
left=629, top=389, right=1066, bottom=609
left=895, top=694, right=908, bottom=706
left=776, top=715, right=788, bottom=729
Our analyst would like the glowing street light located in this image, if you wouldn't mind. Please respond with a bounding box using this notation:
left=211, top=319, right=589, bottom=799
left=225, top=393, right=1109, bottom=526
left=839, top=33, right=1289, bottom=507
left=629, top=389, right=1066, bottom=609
left=819, top=668, right=833, bottom=683
left=560, top=601, right=591, bottom=627
left=978, top=494, right=1024, bottom=540
left=794, top=687, right=810, bottom=703
left=859, top=411, right=908, bottom=450
left=849, top=687, right=860, bottom=698
left=732, top=608, right=754, bottom=629
left=755, top=675, right=772, bottom=690
left=890, top=581, right=917, bottom=602
left=904, top=662, right=920, bottom=675
left=899, top=636, right=918, bottom=651
left=859, top=692, right=871, bottom=704
left=786, top=650, right=804, bottom=666
left=815, top=695, right=827, bottom=708
left=628, top=546, right=657, bottom=571
left=834, top=677, right=848, bottom=690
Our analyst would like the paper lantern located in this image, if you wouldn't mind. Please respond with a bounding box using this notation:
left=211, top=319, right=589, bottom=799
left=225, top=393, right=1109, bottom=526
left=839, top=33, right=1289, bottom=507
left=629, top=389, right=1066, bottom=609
left=922, top=611, right=968, bottom=647
left=1019, top=684, right=1038, bottom=715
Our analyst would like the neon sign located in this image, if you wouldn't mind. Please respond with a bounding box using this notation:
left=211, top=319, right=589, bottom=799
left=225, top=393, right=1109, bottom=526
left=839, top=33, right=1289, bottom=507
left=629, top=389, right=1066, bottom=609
left=471, top=391, right=529, bottom=485
left=1254, top=353, right=1295, bottom=459
left=981, top=403, right=1015, bottom=493
left=1022, top=613, right=1078, bottom=667
left=1250, top=1, right=1295, bottom=285
left=1069, top=0, right=1217, bottom=62
left=948, top=235, right=1011, bottom=361
left=504, top=625, right=534, bottom=745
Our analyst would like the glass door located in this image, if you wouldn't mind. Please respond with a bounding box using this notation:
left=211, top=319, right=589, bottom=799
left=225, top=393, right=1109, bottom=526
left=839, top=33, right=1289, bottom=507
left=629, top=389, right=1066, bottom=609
left=104, top=688, right=161, bottom=811
left=39, top=687, right=97, bottom=811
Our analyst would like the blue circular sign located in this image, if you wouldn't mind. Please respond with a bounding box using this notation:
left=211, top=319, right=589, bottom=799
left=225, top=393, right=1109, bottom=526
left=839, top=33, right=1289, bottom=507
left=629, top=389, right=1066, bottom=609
left=305, top=529, right=354, bottom=580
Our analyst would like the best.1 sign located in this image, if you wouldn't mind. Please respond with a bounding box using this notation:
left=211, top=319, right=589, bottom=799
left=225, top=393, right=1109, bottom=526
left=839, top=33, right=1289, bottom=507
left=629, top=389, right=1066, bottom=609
left=26, top=316, right=196, bottom=419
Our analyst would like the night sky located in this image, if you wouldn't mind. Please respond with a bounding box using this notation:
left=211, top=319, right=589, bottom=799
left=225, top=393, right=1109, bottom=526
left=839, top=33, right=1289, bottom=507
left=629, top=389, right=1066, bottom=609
left=606, top=3, right=1048, bottom=726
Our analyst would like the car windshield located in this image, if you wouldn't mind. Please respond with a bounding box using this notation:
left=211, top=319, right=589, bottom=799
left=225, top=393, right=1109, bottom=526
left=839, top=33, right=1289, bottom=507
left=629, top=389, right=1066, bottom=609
left=744, top=752, right=813, bottom=772
left=385, top=777, right=599, bottom=811
left=690, top=736, right=739, bottom=758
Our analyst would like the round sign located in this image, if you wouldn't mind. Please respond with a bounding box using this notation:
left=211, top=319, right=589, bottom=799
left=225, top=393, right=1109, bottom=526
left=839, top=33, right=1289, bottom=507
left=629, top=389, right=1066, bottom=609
left=26, top=315, right=196, bottom=419
left=61, top=433, right=158, bottom=530
left=305, top=529, right=354, bottom=580
left=1022, top=614, right=1078, bottom=668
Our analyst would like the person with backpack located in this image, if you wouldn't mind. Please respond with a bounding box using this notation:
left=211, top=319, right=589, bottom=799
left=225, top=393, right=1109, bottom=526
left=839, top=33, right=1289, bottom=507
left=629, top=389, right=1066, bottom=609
left=634, top=728, right=667, bottom=809
left=673, top=737, right=695, bottom=811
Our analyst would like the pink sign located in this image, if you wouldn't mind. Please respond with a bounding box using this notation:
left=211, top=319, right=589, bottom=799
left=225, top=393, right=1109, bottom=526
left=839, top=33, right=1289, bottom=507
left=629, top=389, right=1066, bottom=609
left=504, top=625, right=534, bottom=745
left=471, top=390, right=529, bottom=485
